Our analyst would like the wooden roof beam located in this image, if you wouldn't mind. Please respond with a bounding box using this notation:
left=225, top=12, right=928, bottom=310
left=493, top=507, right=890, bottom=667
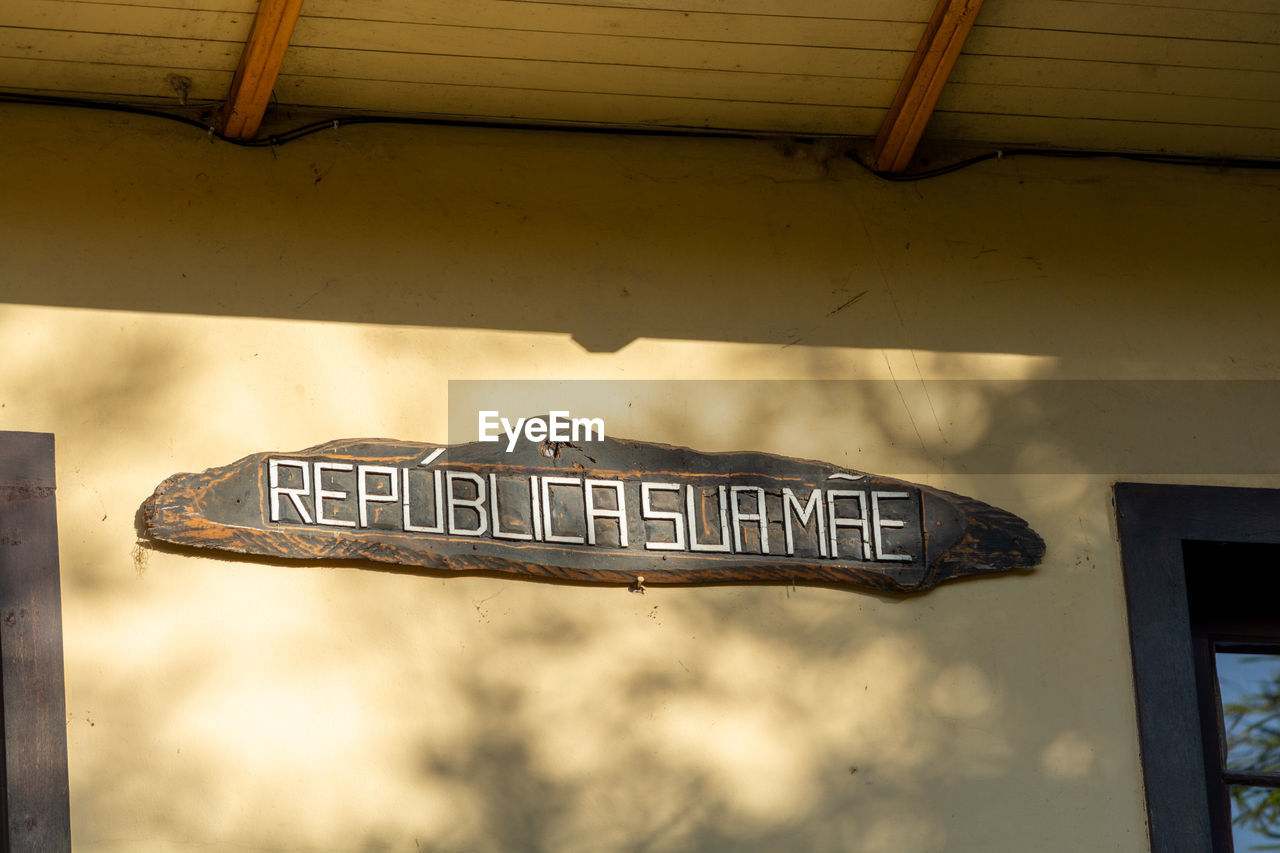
left=219, top=0, right=305, bottom=140
left=874, top=0, right=985, bottom=173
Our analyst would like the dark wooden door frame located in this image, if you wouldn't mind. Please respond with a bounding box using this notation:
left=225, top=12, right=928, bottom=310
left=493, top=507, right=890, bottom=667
left=0, top=431, right=71, bottom=851
left=1115, top=482, right=1280, bottom=853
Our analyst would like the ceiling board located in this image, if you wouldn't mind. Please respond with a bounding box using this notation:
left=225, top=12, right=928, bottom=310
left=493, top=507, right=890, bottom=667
left=291, top=22, right=910, bottom=79
left=284, top=48, right=899, bottom=108
left=982, top=1, right=1280, bottom=42
left=0, top=56, right=231, bottom=102
left=1, top=28, right=240, bottom=72
left=279, top=73, right=886, bottom=134
left=4, top=0, right=252, bottom=41
left=943, top=81, right=1280, bottom=130
left=1, top=0, right=1277, bottom=159
left=298, top=1, right=925, bottom=52
left=953, top=55, right=1280, bottom=103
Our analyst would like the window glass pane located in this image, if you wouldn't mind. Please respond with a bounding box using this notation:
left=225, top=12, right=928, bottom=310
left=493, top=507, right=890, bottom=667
left=1230, top=786, right=1280, bottom=851
left=1217, top=651, right=1280, bottom=773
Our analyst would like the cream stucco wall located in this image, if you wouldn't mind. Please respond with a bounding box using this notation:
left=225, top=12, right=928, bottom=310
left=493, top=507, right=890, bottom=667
left=2, top=104, right=1279, bottom=852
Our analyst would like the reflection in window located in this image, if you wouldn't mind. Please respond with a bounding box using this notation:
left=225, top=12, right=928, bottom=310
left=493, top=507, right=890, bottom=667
left=1217, top=650, right=1280, bottom=850
left=1229, top=786, right=1280, bottom=852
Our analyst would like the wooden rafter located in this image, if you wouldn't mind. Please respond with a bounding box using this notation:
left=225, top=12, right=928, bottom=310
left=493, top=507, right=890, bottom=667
left=219, top=0, right=305, bottom=140
left=873, top=0, right=985, bottom=173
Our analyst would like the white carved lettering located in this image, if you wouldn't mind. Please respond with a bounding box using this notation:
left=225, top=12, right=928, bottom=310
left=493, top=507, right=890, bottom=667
left=268, top=458, right=313, bottom=524
left=446, top=471, right=488, bottom=536
left=584, top=479, right=628, bottom=547
left=314, top=461, right=356, bottom=528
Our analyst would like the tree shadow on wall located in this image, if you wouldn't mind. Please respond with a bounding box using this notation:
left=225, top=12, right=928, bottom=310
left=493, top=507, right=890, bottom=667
left=57, top=363, right=1280, bottom=851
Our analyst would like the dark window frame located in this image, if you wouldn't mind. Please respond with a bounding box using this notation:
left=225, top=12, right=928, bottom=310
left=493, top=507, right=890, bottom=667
left=0, top=431, right=71, bottom=851
left=1116, top=483, right=1280, bottom=853
left=1185, top=542, right=1280, bottom=850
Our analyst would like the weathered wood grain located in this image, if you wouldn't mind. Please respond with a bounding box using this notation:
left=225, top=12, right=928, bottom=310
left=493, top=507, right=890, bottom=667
left=219, top=0, right=305, bottom=139
left=142, top=433, right=1043, bottom=593
left=875, top=0, right=985, bottom=172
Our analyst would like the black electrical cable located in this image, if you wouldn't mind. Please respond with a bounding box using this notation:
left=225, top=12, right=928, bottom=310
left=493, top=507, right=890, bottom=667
left=4, top=90, right=1279, bottom=180
left=847, top=148, right=1280, bottom=181
left=0, top=91, right=761, bottom=147
left=847, top=151, right=1001, bottom=181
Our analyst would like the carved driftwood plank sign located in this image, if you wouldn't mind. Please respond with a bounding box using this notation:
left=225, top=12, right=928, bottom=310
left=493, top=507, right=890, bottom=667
left=142, top=434, right=1043, bottom=592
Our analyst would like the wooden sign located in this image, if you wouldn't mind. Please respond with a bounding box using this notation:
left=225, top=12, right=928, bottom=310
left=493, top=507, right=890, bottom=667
left=142, top=434, right=1043, bottom=593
